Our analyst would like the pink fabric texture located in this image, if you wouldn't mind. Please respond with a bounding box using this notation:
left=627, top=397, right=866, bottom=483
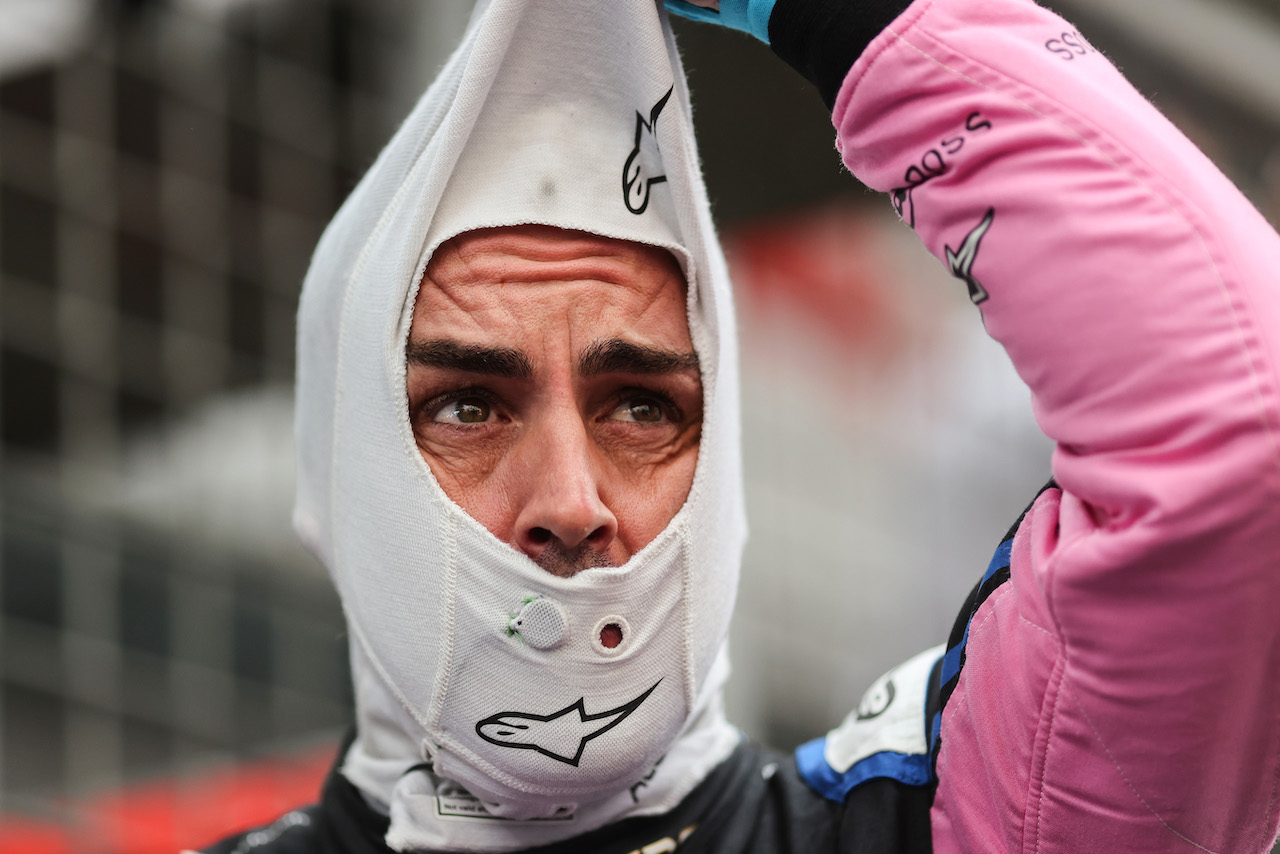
left=831, top=0, right=1280, bottom=852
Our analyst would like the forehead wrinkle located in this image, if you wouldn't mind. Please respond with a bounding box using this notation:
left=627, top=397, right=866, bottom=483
left=451, top=256, right=666, bottom=293
left=428, top=226, right=685, bottom=293
left=414, top=228, right=693, bottom=371
left=423, top=264, right=681, bottom=332
left=413, top=266, right=494, bottom=341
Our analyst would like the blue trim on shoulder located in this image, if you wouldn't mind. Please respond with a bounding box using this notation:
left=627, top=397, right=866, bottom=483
left=929, top=711, right=942, bottom=761
left=938, top=539, right=1013, bottom=688
left=795, top=737, right=933, bottom=803
left=931, top=538, right=1014, bottom=765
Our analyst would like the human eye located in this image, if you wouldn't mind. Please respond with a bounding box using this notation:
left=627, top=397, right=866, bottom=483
left=607, top=393, right=673, bottom=424
left=431, top=393, right=495, bottom=425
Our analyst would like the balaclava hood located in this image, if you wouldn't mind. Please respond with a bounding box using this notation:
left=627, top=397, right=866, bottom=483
left=293, top=1, right=747, bottom=849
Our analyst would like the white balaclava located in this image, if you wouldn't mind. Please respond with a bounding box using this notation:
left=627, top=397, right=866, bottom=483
left=292, top=1, right=747, bottom=850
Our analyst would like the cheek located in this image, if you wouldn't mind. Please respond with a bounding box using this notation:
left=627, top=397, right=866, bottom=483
left=610, top=442, right=700, bottom=549
left=414, top=436, right=520, bottom=532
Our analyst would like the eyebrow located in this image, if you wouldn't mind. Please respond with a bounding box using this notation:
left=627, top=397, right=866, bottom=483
left=406, top=339, right=533, bottom=379
left=405, top=337, right=699, bottom=380
left=578, top=339, right=699, bottom=378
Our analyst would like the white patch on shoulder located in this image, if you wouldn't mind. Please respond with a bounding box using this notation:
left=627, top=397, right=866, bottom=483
left=824, top=645, right=945, bottom=773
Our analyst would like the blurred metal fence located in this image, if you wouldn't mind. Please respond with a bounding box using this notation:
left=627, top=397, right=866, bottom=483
left=0, top=0, right=394, bottom=462
left=0, top=0, right=428, bottom=817
left=1, top=470, right=348, bottom=809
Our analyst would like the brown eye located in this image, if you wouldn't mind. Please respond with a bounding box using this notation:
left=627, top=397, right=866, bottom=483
left=434, top=396, right=491, bottom=424
left=609, top=397, right=665, bottom=423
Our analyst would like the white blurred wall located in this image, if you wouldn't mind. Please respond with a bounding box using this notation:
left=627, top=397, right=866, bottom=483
left=724, top=205, right=1053, bottom=744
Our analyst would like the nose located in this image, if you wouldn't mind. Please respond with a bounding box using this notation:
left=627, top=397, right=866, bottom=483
left=512, top=411, right=618, bottom=570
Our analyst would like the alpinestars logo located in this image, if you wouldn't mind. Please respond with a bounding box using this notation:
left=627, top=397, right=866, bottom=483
left=622, top=86, right=673, bottom=214
left=476, top=682, right=661, bottom=767
left=945, top=208, right=996, bottom=305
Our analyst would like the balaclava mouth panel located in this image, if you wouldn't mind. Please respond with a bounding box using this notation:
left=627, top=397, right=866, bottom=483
left=293, top=0, right=746, bottom=849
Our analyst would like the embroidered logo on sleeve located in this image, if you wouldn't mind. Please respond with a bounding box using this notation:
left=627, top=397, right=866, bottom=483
left=945, top=208, right=996, bottom=305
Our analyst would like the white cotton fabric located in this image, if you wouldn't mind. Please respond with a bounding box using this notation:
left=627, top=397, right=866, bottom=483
left=292, top=0, right=747, bottom=850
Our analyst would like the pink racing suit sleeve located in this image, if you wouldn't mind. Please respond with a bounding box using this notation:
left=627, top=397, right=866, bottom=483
left=829, top=1, right=1280, bottom=852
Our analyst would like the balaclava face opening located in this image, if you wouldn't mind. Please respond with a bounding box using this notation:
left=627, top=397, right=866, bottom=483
left=292, top=1, right=747, bottom=849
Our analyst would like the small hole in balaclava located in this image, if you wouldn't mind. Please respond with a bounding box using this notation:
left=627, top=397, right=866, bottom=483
left=600, top=623, right=623, bottom=649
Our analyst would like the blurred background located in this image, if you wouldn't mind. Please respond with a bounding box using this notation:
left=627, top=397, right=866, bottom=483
left=0, top=0, right=1277, bottom=850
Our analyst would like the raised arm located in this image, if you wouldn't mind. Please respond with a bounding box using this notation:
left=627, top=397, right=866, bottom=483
left=673, top=0, right=1280, bottom=851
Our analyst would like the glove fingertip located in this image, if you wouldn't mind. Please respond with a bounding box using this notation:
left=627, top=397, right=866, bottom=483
left=664, top=1, right=725, bottom=26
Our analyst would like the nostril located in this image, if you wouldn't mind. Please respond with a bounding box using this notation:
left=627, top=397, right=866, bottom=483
left=528, top=527, right=552, bottom=545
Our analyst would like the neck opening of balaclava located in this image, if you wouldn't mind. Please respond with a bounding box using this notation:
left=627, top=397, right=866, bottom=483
left=291, top=1, right=748, bottom=850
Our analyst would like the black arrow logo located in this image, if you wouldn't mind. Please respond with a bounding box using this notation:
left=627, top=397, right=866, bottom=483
left=622, top=86, right=673, bottom=215
left=476, top=681, right=662, bottom=767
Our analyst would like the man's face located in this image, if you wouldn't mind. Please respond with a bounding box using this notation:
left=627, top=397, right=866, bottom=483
left=407, top=224, right=703, bottom=578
